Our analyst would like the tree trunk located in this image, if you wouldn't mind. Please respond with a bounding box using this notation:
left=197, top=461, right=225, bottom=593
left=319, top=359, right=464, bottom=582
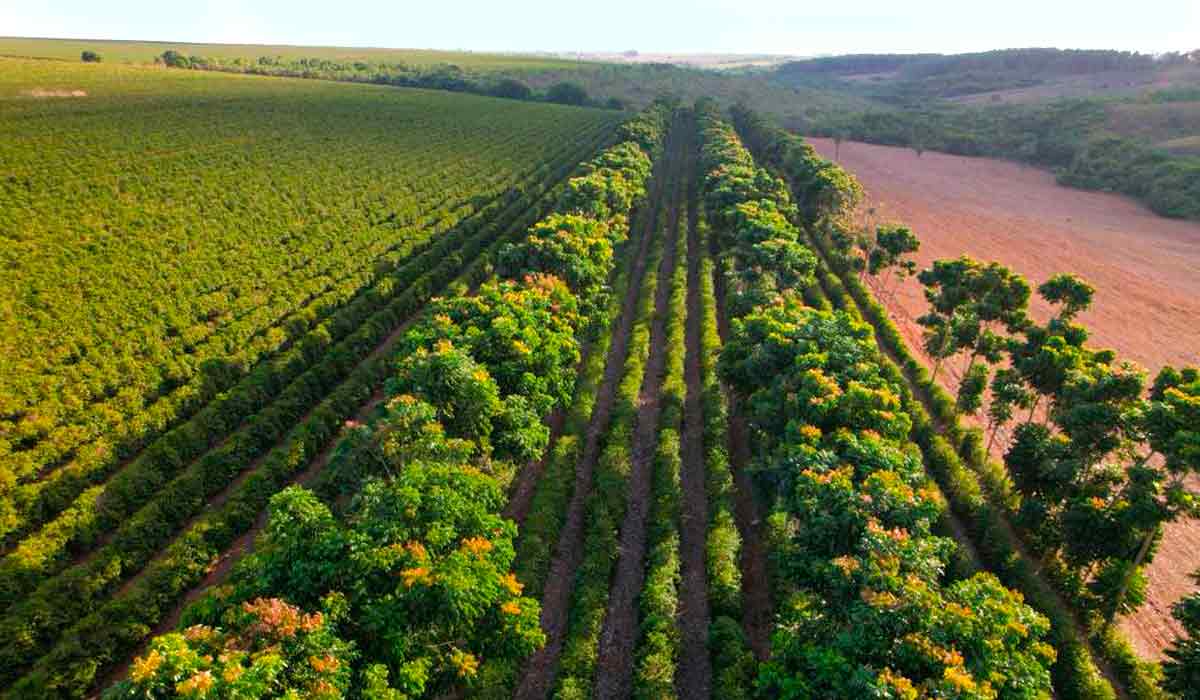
left=1026, top=394, right=1040, bottom=424
left=1108, top=526, right=1158, bottom=624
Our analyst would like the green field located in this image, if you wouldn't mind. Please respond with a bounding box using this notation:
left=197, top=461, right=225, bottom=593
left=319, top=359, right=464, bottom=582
left=0, top=36, right=580, bottom=71
left=0, top=36, right=870, bottom=122
left=1, top=42, right=1196, bottom=700
left=0, top=59, right=622, bottom=697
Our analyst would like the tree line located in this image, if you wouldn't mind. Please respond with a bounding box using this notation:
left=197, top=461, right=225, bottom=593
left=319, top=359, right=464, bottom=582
left=156, top=51, right=624, bottom=110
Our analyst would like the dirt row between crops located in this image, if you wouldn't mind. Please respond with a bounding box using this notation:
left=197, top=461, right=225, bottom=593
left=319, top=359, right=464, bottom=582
left=710, top=235, right=774, bottom=661
left=504, top=409, right=567, bottom=525
left=592, top=116, right=688, bottom=700
left=513, top=125, right=676, bottom=700
left=675, top=135, right=713, bottom=698
left=808, top=136, right=1200, bottom=660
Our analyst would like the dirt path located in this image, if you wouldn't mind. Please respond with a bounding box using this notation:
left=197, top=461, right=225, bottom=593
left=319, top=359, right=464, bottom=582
left=809, top=137, right=1200, bottom=660
left=674, top=135, right=713, bottom=699
left=592, top=118, right=687, bottom=700
left=710, top=248, right=773, bottom=661
left=504, top=409, right=567, bottom=525
left=513, top=129, right=673, bottom=700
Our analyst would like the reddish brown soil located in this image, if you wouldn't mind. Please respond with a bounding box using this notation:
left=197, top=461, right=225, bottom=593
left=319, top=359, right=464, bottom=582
left=675, top=155, right=713, bottom=698
left=504, top=409, right=566, bottom=525
left=514, top=138, right=670, bottom=700
left=809, top=137, right=1200, bottom=660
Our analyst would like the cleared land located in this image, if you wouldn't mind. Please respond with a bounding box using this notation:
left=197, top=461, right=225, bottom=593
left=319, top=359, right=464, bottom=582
left=809, top=136, right=1200, bottom=660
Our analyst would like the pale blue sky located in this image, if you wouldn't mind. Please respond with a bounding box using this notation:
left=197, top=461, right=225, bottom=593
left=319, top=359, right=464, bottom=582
left=3, top=0, right=1196, bottom=56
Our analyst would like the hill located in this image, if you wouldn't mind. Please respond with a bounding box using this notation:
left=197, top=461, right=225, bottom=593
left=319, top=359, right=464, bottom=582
left=768, top=48, right=1200, bottom=219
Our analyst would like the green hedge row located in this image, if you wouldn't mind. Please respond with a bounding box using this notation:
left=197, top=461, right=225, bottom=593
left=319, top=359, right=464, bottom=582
left=632, top=167, right=689, bottom=699
left=555, top=179, right=672, bottom=700
left=695, top=190, right=756, bottom=700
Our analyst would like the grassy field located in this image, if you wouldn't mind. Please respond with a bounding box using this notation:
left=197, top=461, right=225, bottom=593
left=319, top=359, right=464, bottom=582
left=0, top=36, right=580, bottom=71
left=0, top=36, right=871, bottom=124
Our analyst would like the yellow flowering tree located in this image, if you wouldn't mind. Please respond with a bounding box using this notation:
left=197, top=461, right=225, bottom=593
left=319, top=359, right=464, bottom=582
left=105, top=596, right=353, bottom=699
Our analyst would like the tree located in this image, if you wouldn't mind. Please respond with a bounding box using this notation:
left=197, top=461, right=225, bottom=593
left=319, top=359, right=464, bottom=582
left=491, top=78, right=532, bottom=101
left=1038, top=273, right=1095, bottom=321
left=1164, top=578, right=1200, bottom=699
left=106, top=596, right=355, bottom=699
left=1105, top=365, right=1200, bottom=620
left=865, top=224, right=920, bottom=297
left=545, top=82, right=589, bottom=107
left=159, top=50, right=191, bottom=68
left=986, top=368, right=1034, bottom=454
left=917, top=257, right=1028, bottom=385
left=957, top=361, right=989, bottom=416
left=80, top=50, right=101, bottom=63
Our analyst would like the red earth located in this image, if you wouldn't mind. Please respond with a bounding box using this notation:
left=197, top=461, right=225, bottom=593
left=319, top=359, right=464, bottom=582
left=808, top=137, right=1200, bottom=661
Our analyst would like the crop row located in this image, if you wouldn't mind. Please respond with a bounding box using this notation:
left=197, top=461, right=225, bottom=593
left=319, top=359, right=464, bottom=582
left=553, top=172, right=671, bottom=699
left=0, top=120, right=617, bottom=696
left=698, top=104, right=1060, bottom=697
left=98, top=103, right=672, bottom=700
left=730, top=104, right=1171, bottom=699
left=693, top=197, right=757, bottom=699
left=633, top=121, right=693, bottom=696
left=1, top=85, right=617, bottom=499
left=0, top=121, right=618, bottom=610
left=0, top=120, right=615, bottom=620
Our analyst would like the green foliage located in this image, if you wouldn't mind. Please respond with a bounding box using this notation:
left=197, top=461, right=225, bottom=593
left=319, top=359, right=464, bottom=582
left=107, top=597, right=355, bottom=699
left=700, top=108, right=1055, bottom=699
left=1038, top=274, right=1095, bottom=321
left=492, top=78, right=533, bottom=101
left=197, top=461, right=543, bottom=698
left=80, top=50, right=101, bottom=63
left=867, top=224, right=921, bottom=279
left=0, top=59, right=652, bottom=695
left=957, top=361, right=989, bottom=415
left=0, top=56, right=616, bottom=567
left=546, top=82, right=590, bottom=107
left=1164, top=586, right=1200, bottom=698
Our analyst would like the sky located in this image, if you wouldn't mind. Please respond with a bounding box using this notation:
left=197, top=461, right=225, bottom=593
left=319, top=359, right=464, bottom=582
left=2, top=0, right=1197, bottom=56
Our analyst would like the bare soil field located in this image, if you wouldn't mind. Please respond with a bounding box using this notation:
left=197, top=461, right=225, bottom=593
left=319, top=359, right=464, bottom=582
left=809, top=137, right=1200, bottom=660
